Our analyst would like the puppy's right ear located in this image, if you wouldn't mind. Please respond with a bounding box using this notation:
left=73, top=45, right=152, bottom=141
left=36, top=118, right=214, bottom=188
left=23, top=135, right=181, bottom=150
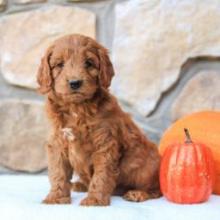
left=37, top=46, right=53, bottom=94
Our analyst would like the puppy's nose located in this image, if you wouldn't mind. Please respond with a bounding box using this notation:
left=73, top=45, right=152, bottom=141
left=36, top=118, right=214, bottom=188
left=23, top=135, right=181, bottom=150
left=69, top=80, right=83, bottom=90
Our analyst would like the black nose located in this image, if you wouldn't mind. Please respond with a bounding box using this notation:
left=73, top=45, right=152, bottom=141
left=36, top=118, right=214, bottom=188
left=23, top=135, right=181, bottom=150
left=69, top=80, right=83, bottom=90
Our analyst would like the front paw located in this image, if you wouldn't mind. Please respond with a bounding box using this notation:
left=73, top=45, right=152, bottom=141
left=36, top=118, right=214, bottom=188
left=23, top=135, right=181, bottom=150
left=80, top=196, right=110, bottom=206
left=42, top=193, right=71, bottom=204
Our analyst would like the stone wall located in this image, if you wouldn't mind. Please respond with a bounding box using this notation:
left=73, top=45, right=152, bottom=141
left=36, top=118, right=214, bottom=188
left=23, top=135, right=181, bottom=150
left=0, top=0, right=220, bottom=173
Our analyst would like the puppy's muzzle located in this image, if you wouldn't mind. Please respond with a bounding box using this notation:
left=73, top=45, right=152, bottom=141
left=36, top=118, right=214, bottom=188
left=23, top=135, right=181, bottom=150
left=69, top=80, right=83, bottom=90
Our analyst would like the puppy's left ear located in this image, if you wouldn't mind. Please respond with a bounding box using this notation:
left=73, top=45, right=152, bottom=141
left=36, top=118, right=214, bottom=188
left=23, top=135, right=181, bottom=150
left=98, top=48, right=115, bottom=89
left=37, top=46, right=54, bottom=94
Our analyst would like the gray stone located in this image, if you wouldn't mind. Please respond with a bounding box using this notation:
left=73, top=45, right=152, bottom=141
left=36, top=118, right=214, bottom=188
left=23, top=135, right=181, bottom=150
left=172, top=71, right=220, bottom=121
left=0, top=99, right=50, bottom=172
left=112, top=0, right=220, bottom=116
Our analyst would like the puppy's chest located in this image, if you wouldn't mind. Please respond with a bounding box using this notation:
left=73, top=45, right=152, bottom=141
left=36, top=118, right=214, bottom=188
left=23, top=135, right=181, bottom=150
left=61, top=112, right=96, bottom=177
left=61, top=112, right=94, bottom=152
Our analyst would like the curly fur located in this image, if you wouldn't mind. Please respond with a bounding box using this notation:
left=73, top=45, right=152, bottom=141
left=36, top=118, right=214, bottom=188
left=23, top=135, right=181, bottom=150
left=37, top=34, right=161, bottom=206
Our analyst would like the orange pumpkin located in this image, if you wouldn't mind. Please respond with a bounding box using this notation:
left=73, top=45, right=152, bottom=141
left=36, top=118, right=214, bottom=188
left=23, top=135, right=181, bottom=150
left=160, top=128, right=215, bottom=204
left=159, top=111, right=220, bottom=194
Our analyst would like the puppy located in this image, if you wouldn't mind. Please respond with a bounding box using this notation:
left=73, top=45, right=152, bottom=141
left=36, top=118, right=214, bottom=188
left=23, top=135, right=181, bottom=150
left=37, top=34, right=160, bottom=206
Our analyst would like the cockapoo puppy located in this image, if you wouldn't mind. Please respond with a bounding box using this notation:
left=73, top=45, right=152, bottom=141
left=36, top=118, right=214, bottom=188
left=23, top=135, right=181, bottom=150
left=37, top=34, right=160, bottom=206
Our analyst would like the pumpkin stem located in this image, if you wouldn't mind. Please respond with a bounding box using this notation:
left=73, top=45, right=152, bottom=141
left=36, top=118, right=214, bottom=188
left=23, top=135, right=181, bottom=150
left=184, top=128, right=193, bottom=144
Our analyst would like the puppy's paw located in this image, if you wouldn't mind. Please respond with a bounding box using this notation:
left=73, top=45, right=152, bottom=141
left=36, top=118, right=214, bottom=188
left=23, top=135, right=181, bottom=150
left=80, top=196, right=110, bottom=206
left=42, top=194, right=71, bottom=204
left=123, top=190, right=149, bottom=202
left=71, top=182, right=87, bottom=192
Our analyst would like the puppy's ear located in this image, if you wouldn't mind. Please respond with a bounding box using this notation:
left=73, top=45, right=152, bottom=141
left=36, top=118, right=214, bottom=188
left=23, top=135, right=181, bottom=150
left=37, top=46, right=53, bottom=94
left=98, top=48, right=115, bottom=89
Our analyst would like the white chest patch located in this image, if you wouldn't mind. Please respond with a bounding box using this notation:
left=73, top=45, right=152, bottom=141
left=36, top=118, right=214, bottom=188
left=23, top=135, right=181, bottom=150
left=72, top=112, right=78, bottom=118
left=62, top=127, right=75, bottom=141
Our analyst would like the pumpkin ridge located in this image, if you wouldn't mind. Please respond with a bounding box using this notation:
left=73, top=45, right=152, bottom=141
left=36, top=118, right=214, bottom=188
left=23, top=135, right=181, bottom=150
left=194, top=143, right=205, bottom=203
left=167, top=145, right=179, bottom=201
left=177, top=144, right=187, bottom=203
left=184, top=144, right=195, bottom=203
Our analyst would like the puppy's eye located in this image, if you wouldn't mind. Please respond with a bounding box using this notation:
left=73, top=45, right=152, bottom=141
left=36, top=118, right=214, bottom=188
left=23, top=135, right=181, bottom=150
left=84, top=59, right=94, bottom=69
left=55, top=62, right=64, bottom=68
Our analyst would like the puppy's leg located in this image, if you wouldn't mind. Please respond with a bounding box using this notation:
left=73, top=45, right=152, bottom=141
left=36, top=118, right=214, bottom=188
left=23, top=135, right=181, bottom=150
left=122, top=167, right=161, bottom=202
left=43, top=140, right=73, bottom=204
left=120, top=140, right=161, bottom=202
left=80, top=138, right=120, bottom=206
left=71, top=181, right=87, bottom=192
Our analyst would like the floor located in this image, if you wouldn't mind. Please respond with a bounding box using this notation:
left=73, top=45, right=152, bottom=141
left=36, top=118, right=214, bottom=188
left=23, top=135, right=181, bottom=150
left=0, top=175, right=220, bottom=220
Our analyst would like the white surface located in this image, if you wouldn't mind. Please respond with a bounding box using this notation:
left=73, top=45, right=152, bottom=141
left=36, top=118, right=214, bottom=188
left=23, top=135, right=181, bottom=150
left=0, top=175, right=220, bottom=220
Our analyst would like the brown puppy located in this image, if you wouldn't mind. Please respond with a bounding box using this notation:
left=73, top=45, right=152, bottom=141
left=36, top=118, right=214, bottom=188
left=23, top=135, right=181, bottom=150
left=37, top=34, right=160, bottom=206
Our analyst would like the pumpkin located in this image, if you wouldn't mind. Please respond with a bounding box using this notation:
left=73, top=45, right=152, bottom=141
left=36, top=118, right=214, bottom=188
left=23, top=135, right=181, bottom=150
left=160, top=128, right=215, bottom=204
left=159, top=111, right=220, bottom=194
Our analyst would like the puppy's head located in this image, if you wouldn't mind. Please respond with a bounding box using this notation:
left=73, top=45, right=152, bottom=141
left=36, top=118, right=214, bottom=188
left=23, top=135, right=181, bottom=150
left=37, top=34, right=114, bottom=103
